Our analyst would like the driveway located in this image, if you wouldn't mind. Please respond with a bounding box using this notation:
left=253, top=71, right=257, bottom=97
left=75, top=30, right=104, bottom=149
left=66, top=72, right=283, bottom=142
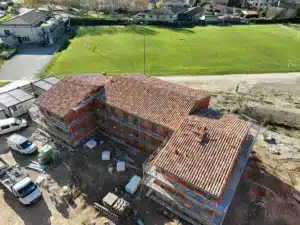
left=0, top=44, right=59, bottom=81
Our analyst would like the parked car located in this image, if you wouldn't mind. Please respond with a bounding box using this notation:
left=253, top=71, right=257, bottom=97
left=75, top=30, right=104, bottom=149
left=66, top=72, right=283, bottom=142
left=0, top=118, right=27, bottom=135
left=7, top=134, right=37, bottom=154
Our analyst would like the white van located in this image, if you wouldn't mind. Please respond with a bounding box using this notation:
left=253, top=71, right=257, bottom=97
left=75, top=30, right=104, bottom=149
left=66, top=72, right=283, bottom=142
left=7, top=134, right=37, bottom=154
left=0, top=118, right=27, bottom=135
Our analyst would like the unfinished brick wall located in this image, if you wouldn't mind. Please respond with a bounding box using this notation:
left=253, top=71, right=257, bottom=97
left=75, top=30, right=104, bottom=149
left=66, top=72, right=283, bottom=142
left=190, top=96, right=211, bottom=114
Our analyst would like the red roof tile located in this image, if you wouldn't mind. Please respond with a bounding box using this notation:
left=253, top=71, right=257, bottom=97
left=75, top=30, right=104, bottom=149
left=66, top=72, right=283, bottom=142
left=36, top=74, right=108, bottom=118
left=103, top=76, right=210, bottom=130
left=154, top=115, right=251, bottom=198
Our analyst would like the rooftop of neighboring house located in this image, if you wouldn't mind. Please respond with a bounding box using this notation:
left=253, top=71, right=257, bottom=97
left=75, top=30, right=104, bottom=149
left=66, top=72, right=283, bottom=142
left=1, top=9, right=51, bottom=26
left=215, top=4, right=226, bottom=11
left=272, top=0, right=298, bottom=9
left=154, top=114, right=251, bottom=198
left=36, top=74, right=108, bottom=118
left=37, top=75, right=210, bottom=130
left=242, top=10, right=259, bottom=15
left=102, top=75, right=210, bottom=130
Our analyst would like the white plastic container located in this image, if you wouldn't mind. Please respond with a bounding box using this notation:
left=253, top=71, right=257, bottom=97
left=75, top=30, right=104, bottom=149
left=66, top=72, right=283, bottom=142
left=85, top=139, right=97, bottom=149
left=102, top=151, right=111, bottom=160
left=125, top=175, right=141, bottom=195
left=116, top=161, right=126, bottom=172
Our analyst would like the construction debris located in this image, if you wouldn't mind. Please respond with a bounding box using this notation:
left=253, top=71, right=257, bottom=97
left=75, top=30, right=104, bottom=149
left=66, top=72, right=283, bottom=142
left=116, top=161, right=126, bottom=172
left=268, top=145, right=281, bottom=155
left=26, top=161, right=47, bottom=173
left=263, top=132, right=276, bottom=144
left=102, top=151, right=111, bottom=160
left=292, top=192, right=300, bottom=203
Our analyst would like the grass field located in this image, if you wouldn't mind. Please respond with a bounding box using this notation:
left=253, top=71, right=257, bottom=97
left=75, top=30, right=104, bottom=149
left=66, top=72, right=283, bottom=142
left=0, top=81, right=8, bottom=87
left=45, top=25, right=300, bottom=76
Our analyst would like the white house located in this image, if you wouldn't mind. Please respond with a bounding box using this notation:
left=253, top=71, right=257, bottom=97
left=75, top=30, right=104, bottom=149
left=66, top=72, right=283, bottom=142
left=165, top=0, right=190, bottom=7
left=133, top=8, right=181, bottom=22
left=250, top=0, right=277, bottom=8
left=0, top=9, right=68, bottom=45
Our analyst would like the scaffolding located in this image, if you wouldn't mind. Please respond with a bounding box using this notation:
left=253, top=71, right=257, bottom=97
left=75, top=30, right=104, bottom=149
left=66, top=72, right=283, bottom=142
left=142, top=124, right=260, bottom=225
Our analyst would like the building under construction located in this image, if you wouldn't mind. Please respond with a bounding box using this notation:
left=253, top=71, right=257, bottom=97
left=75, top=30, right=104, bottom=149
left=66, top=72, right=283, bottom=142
left=143, top=115, right=257, bottom=225
left=36, top=74, right=257, bottom=224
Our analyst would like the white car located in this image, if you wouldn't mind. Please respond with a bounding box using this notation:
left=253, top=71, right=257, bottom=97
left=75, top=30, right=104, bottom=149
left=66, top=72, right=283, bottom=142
left=0, top=118, right=27, bottom=135
left=7, top=134, right=37, bottom=154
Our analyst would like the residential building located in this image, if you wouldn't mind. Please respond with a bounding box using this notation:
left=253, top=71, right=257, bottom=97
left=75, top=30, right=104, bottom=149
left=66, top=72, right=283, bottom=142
left=133, top=7, right=186, bottom=22
left=0, top=9, right=68, bottom=45
left=133, top=6, right=201, bottom=23
left=143, top=115, right=255, bottom=225
left=241, top=10, right=259, bottom=18
left=249, top=0, right=276, bottom=8
left=36, top=74, right=256, bottom=224
left=165, top=0, right=190, bottom=7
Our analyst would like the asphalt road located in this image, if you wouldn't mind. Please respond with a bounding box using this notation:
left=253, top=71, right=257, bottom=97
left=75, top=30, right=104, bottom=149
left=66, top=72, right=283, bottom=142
left=0, top=44, right=58, bottom=81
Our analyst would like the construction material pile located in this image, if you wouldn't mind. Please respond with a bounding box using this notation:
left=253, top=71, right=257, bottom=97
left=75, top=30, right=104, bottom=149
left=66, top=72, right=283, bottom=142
left=26, top=145, right=59, bottom=173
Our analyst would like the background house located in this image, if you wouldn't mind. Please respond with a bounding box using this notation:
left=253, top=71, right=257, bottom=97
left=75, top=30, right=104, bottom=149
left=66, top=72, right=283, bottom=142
left=0, top=9, right=68, bottom=45
left=133, top=7, right=185, bottom=22
left=249, top=0, right=277, bottom=8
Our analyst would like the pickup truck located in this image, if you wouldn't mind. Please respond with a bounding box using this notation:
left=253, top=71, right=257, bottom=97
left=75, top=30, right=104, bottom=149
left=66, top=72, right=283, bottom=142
left=0, top=157, right=42, bottom=205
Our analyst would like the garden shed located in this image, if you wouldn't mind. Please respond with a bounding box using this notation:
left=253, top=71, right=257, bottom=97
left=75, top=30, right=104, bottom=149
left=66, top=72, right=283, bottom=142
left=0, top=89, right=35, bottom=117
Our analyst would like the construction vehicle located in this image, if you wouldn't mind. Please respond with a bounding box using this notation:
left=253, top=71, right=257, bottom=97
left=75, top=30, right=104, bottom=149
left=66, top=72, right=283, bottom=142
left=0, top=157, right=42, bottom=205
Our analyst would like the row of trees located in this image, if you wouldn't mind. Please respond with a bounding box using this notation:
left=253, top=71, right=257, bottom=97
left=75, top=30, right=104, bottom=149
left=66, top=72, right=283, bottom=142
left=24, top=0, right=148, bottom=13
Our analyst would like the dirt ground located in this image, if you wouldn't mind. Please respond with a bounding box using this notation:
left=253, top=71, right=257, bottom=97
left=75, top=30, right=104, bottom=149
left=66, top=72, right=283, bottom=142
left=0, top=123, right=180, bottom=225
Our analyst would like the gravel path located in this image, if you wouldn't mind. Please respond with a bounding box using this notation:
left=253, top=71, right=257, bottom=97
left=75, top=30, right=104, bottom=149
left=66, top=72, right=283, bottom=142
left=157, top=72, right=300, bottom=92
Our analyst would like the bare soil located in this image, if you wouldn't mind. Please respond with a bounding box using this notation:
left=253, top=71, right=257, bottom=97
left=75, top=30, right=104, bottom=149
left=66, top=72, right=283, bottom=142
left=0, top=125, right=180, bottom=225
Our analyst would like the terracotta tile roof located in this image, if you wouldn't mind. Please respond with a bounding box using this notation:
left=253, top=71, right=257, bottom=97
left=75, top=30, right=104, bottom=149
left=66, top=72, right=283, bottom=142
left=154, top=115, right=251, bottom=198
left=36, top=75, right=108, bottom=118
left=103, top=76, right=210, bottom=130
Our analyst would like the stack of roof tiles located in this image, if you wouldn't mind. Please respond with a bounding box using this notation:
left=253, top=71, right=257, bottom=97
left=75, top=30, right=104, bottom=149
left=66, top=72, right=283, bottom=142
left=154, top=115, right=251, bottom=198
left=36, top=74, right=108, bottom=118
left=103, top=76, right=210, bottom=130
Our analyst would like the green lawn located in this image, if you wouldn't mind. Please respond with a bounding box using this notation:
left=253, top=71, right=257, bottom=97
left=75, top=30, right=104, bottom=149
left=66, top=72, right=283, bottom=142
left=0, top=14, right=12, bottom=23
left=45, top=25, right=300, bottom=77
left=0, top=81, right=8, bottom=87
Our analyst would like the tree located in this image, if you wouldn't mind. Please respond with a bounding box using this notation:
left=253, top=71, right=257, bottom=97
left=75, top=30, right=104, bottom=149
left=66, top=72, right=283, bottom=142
left=23, top=0, right=41, bottom=8
left=156, top=0, right=165, bottom=8
left=85, top=0, right=101, bottom=18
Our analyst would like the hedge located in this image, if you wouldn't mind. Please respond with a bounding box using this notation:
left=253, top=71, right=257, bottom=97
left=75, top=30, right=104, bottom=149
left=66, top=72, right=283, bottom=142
left=70, top=17, right=300, bottom=27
